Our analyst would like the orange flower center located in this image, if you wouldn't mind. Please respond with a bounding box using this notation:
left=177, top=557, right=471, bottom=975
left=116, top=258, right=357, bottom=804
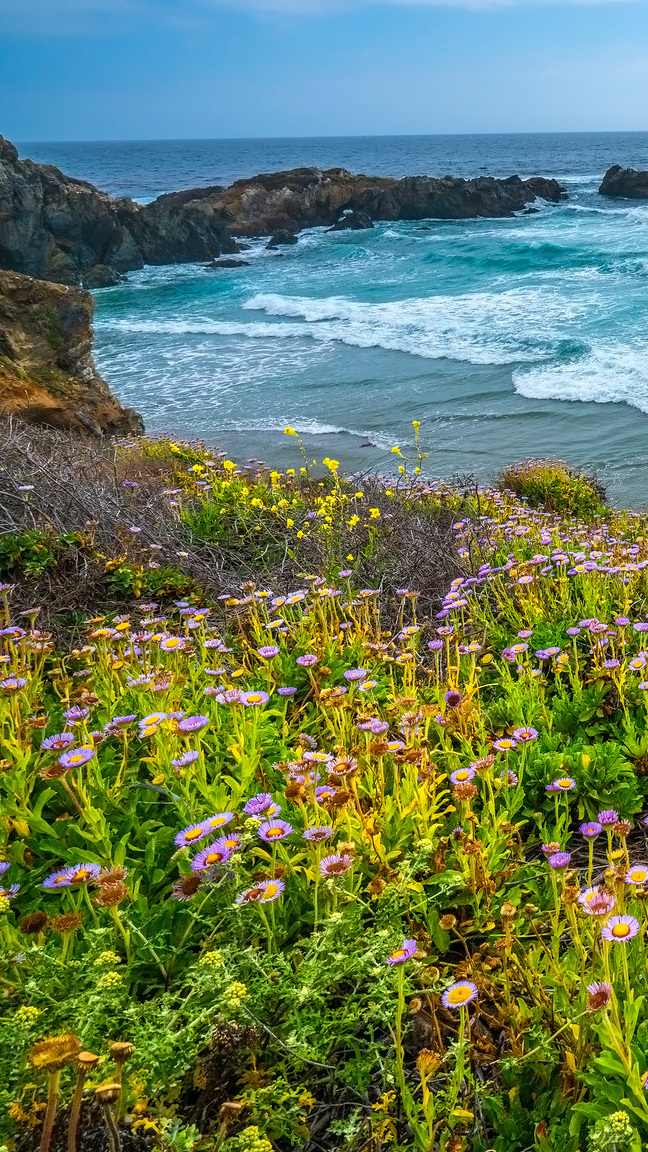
left=185, top=827, right=203, bottom=842
left=612, top=923, right=630, bottom=938
left=448, top=985, right=473, bottom=1005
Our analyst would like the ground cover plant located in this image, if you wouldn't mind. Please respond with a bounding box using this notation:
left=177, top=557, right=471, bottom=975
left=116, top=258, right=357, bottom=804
left=4, top=427, right=648, bottom=1151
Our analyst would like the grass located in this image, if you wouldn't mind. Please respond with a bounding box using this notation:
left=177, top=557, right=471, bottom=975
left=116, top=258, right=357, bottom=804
left=2, top=421, right=648, bottom=1152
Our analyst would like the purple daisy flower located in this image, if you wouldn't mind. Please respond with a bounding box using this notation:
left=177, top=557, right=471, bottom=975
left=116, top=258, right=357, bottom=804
left=257, top=645, right=280, bottom=659
left=240, top=690, right=270, bottom=707
left=580, top=821, right=602, bottom=838
left=579, top=888, right=616, bottom=915
left=141, top=711, right=167, bottom=727
left=450, top=767, right=476, bottom=785
left=159, top=636, right=185, bottom=652
left=343, top=668, right=369, bottom=682
left=493, top=738, right=517, bottom=752
left=236, top=878, right=285, bottom=904
left=0, top=883, right=19, bottom=898
left=177, top=715, right=209, bottom=733
left=512, top=726, right=538, bottom=741
left=191, top=842, right=233, bottom=872
left=63, top=863, right=102, bottom=885
left=319, top=853, right=354, bottom=876
left=586, top=981, right=612, bottom=1010
left=63, top=706, right=90, bottom=723
left=547, top=777, right=576, bottom=793
left=257, top=819, right=293, bottom=842
left=598, top=809, right=619, bottom=826
left=174, top=822, right=211, bottom=848
left=58, top=747, right=95, bottom=770
left=444, top=689, right=463, bottom=709
left=428, top=640, right=443, bottom=651
left=203, top=812, right=235, bottom=833
left=601, top=914, right=640, bottom=942
left=548, top=852, right=572, bottom=869
left=41, top=732, right=75, bottom=751
left=441, top=980, right=478, bottom=1009
left=0, top=862, right=9, bottom=877
left=296, top=654, right=318, bottom=667
left=386, top=938, right=418, bottom=966
left=0, top=676, right=28, bottom=691
left=171, top=750, right=200, bottom=767
left=43, top=869, right=73, bottom=889
left=626, top=864, right=648, bottom=886
left=243, top=793, right=274, bottom=816
left=277, top=686, right=297, bottom=696
left=303, top=826, right=334, bottom=842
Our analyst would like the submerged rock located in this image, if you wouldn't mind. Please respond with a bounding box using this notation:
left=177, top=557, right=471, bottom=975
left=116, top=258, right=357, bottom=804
left=205, top=258, right=251, bottom=268
left=0, top=270, right=142, bottom=435
left=266, top=230, right=299, bottom=249
left=599, top=165, right=648, bottom=198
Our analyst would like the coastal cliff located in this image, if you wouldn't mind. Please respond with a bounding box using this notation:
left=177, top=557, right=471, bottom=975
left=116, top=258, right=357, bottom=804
left=0, top=269, right=142, bottom=435
left=0, top=134, right=566, bottom=285
left=599, top=165, right=648, bottom=198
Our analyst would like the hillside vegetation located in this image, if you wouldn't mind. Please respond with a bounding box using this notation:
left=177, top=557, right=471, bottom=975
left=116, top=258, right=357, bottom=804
left=2, top=423, right=648, bottom=1152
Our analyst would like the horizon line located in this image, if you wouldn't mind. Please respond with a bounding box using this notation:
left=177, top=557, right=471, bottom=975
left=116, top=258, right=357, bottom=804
left=15, top=127, right=648, bottom=145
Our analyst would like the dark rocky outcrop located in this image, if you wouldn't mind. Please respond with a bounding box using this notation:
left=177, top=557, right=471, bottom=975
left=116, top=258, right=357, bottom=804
left=266, top=229, right=299, bottom=249
left=599, top=165, right=648, bottom=198
left=212, top=167, right=565, bottom=237
left=0, top=135, right=230, bottom=285
left=0, top=269, right=142, bottom=435
left=0, top=135, right=567, bottom=285
left=205, top=258, right=251, bottom=269
left=330, top=209, right=375, bottom=231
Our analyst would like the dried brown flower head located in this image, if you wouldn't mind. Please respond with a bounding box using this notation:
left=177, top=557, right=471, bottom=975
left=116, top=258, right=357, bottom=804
left=96, top=867, right=128, bottom=888
left=440, top=914, right=458, bottom=931
left=417, top=1049, right=441, bottom=1075
left=323, top=789, right=352, bottom=810
left=366, top=876, right=386, bottom=897
left=172, top=874, right=202, bottom=900
left=284, top=782, right=306, bottom=801
left=77, top=1052, right=100, bottom=1071
left=20, top=911, right=49, bottom=935
left=110, top=1042, right=133, bottom=1062
left=94, top=883, right=128, bottom=907
left=39, top=763, right=70, bottom=780
left=51, top=912, right=83, bottom=934
left=615, top=821, right=632, bottom=836
left=453, top=783, right=478, bottom=801
left=500, top=902, right=517, bottom=920
left=94, top=1083, right=121, bottom=1104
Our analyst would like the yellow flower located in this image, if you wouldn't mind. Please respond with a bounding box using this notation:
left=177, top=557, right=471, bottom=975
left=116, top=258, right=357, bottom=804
left=284, top=426, right=297, bottom=436
left=391, top=446, right=403, bottom=456
left=369, top=508, right=381, bottom=519
left=223, top=460, right=236, bottom=473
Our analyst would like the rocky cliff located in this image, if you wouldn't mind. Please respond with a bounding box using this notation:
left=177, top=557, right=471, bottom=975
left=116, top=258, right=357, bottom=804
left=0, top=135, right=566, bottom=285
left=599, top=165, right=648, bottom=198
left=0, top=270, right=142, bottom=435
left=0, top=135, right=232, bottom=286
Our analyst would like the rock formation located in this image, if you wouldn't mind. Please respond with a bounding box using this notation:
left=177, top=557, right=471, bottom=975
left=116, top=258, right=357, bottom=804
left=599, top=165, right=648, bottom=198
left=0, top=269, right=142, bottom=435
left=0, top=136, right=566, bottom=286
left=0, top=135, right=232, bottom=286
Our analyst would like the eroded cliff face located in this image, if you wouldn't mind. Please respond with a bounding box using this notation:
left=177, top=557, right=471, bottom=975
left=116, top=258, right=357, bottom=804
left=0, top=270, right=143, bottom=435
left=0, top=135, right=231, bottom=286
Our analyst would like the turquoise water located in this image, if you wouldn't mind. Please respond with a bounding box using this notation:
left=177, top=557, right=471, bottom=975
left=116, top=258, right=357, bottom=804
left=18, top=134, right=648, bottom=505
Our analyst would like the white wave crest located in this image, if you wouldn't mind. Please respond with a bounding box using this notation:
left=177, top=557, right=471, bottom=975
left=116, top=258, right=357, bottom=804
left=242, top=288, right=586, bottom=365
left=513, top=345, right=648, bottom=413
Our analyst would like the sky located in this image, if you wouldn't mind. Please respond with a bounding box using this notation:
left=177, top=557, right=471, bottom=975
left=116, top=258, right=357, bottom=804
left=2, top=0, right=648, bottom=139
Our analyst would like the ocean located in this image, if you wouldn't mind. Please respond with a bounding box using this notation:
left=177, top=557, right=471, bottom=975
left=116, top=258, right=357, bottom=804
left=18, top=133, right=648, bottom=506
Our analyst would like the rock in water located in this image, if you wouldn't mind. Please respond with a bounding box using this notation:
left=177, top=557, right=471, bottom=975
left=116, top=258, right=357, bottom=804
left=0, top=270, right=143, bottom=435
left=329, top=210, right=375, bottom=231
left=266, top=230, right=299, bottom=249
left=599, top=165, right=648, bottom=198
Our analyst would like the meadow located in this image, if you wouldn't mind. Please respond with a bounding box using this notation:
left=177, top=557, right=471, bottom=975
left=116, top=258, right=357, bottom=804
left=2, top=423, right=648, bottom=1152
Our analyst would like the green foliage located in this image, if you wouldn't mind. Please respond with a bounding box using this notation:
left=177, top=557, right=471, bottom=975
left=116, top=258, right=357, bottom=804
left=498, top=458, right=607, bottom=519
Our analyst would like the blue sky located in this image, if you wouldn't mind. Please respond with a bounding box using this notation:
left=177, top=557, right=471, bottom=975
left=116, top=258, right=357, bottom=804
left=2, top=0, right=648, bottom=139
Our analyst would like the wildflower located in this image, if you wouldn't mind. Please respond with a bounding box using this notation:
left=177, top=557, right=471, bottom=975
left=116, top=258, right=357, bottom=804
left=319, top=853, right=354, bottom=876
left=450, top=767, right=476, bottom=785
left=0, top=883, right=19, bottom=898
left=587, top=981, right=612, bottom=1010
left=512, top=726, right=538, bottom=741
left=626, top=864, right=648, bottom=885
left=441, top=980, right=478, bottom=1009
left=601, top=915, right=640, bottom=942
left=548, top=852, right=571, bottom=869
left=277, top=686, right=297, bottom=696
left=174, top=822, right=211, bottom=848
left=58, top=747, right=95, bottom=769
left=241, top=691, right=270, bottom=707
left=191, top=842, right=233, bottom=871
left=41, top=732, right=75, bottom=750
left=244, top=794, right=275, bottom=816
left=386, top=939, right=418, bottom=965
left=500, top=769, right=518, bottom=785
left=303, top=826, right=333, bottom=842
left=257, top=645, right=280, bottom=658
left=62, top=706, right=90, bottom=723
left=236, top=879, right=285, bottom=904
left=203, top=812, right=235, bottom=832
left=598, top=809, right=619, bottom=826
left=172, top=874, right=203, bottom=900
left=65, top=863, right=102, bottom=885
left=579, top=888, right=616, bottom=915
left=580, top=821, right=602, bottom=838
left=258, top=819, right=293, bottom=842
left=296, top=654, right=318, bottom=667
left=177, top=714, right=209, bottom=733
left=343, top=668, right=369, bottom=681
left=547, top=777, right=576, bottom=792
left=19, top=910, right=48, bottom=934
left=493, top=738, right=517, bottom=752
left=198, top=950, right=223, bottom=966
left=159, top=636, right=185, bottom=652
left=51, top=912, right=83, bottom=933
left=1, top=676, right=28, bottom=691
left=171, top=750, right=200, bottom=767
